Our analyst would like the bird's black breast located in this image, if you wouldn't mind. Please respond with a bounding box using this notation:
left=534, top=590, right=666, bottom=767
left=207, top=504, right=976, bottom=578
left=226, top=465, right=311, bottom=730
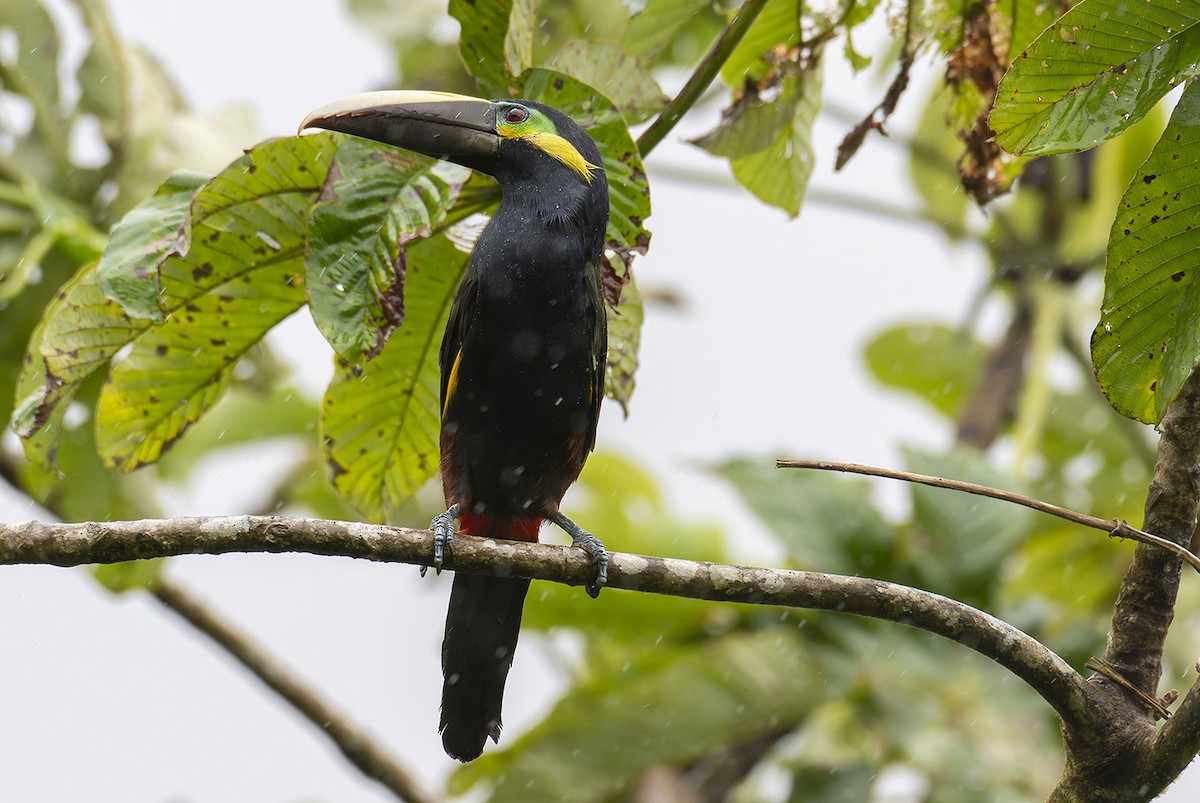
left=439, top=215, right=603, bottom=518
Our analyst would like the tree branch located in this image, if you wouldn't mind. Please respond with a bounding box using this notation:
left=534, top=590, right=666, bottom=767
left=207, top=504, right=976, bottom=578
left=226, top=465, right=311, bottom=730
left=636, top=0, right=770, bottom=157
left=1103, top=365, right=1200, bottom=695
left=1149, top=663, right=1200, bottom=795
left=0, top=515, right=1098, bottom=733
left=776, top=459, right=1200, bottom=572
left=152, top=577, right=438, bottom=803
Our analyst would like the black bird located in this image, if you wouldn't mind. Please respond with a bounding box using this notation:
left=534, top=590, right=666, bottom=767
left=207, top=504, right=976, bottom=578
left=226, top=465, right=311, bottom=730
left=302, top=91, right=610, bottom=761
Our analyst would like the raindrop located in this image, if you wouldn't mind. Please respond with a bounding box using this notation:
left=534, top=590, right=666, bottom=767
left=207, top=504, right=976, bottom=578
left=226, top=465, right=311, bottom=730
left=255, top=230, right=282, bottom=251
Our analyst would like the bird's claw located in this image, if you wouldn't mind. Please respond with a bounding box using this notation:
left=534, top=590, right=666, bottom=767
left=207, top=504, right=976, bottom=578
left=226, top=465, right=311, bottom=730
left=550, top=511, right=607, bottom=597
left=422, top=505, right=459, bottom=577
left=571, top=530, right=608, bottom=599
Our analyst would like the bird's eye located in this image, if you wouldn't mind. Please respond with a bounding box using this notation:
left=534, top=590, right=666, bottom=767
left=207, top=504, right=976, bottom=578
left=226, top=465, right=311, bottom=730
left=503, top=107, right=529, bottom=124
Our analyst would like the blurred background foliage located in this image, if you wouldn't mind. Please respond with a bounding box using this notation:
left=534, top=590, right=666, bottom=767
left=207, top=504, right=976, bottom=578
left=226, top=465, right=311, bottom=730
left=1, top=0, right=1193, bottom=800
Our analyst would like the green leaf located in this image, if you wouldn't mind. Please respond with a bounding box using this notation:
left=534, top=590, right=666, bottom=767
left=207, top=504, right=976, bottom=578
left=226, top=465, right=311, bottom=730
left=155, top=383, right=320, bottom=480
left=546, top=40, right=668, bottom=123
left=321, top=233, right=466, bottom=521
left=905, top=448, right=1034, bottom=605
left=787, top=765, right=873, bottom=803
left=720, top=0, right=801, bottom=83
left=1005, top=0, right=1063, bottom=58
left=71, top=0, right=130, bottom=143
left=910, top=86, right=973, bottom=240
left=449, top=0, right=537, bottom=96
left=12, top=262, right=147, bottom=468
left=306, top=137, right=469, bottom=363
left=95, top=259, right=307, bottom=470
left=623, top=0, right=714, bottom=59
left=94, top=134, right=337, bottom=470
left=863, top=323, right=987, bottom=420
left=1093, top=80, right=1200, bottom=424
left=92, top=559, right=163, bottom=593
left=991, top=0, right=1200, bottom=156
left=450, top=628, right=824, bottom=801
left=719, top=458, right=896, bottom=576
left=603, top=266, right=642, bottom=412
left=694, top=62, right=824, bottom=216
left=0, top=1, right=65, bottom=161
left=97, top=171, right=208, bottom=320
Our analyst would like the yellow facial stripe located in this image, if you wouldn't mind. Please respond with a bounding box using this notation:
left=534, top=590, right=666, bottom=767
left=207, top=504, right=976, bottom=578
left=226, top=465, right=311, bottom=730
left=443, top=348, right=463, bottom=418
left=497, top=127, right=600, bottom=183
left=525, top=132, right=600, bottom=183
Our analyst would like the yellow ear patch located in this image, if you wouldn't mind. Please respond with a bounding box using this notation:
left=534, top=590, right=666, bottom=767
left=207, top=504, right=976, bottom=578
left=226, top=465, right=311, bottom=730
left=517, top=131, right=601, bottom=183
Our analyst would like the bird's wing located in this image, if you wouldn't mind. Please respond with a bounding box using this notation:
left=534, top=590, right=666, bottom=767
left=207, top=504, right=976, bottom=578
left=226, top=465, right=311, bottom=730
left=440, top=261, right=480, bottom=418
left=584, top=259, right=608, bottom=452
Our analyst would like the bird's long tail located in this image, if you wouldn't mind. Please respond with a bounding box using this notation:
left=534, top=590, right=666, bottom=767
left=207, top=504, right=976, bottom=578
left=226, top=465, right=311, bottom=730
left=439, top=513, right=540, bottom=762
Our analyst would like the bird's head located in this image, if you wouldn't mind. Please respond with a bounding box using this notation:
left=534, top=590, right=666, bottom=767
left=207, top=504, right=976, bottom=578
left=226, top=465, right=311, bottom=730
left=300, top=91, right=605, bottom=194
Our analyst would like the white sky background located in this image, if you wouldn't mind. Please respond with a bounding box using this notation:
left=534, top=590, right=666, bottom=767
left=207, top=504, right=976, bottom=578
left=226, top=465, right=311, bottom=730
left=2, top=0, right=1198, bottom=801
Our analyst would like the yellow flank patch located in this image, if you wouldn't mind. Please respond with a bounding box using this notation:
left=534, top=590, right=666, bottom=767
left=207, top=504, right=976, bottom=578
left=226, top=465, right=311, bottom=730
left=521, top=132, right=600, bottom=183
left=444, top=348, right=463, bottom=418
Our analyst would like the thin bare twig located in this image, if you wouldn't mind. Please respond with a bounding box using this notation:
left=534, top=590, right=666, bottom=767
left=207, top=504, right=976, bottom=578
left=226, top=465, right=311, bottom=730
left=1084, top=657, right=1171, bottom=720
left=0, top=515, right=1098, bottom=732
left=776, top=459, right=1200, bottom=573
left=153, top=577, right=438, bottom=803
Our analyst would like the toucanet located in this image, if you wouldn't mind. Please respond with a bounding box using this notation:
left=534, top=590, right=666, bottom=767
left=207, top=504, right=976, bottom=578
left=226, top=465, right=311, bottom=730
left=301, top=90, right=610, bottom=761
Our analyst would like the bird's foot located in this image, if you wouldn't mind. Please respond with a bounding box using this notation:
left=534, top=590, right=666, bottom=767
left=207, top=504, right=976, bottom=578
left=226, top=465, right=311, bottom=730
left=550, top=512, right=607, bottom=598
left=422, top=503, right=460, bottom=576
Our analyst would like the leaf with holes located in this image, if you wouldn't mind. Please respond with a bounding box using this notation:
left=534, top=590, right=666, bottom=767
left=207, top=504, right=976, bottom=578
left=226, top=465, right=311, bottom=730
left=1093, top=81, right=1200, bottom=424
left=322, top=233, right=468, bottom=521
left=94, top=134, right=338, bottom=470
left=306, top=137, right=469, bottom=363
left=991, top=0, right=1200, bottom=156
left=11, top=262, right=148, bottom=469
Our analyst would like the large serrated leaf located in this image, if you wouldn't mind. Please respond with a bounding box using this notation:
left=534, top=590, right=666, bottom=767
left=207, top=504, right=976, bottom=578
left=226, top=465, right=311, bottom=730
left=306, top=138, right=468, bottom=363
left=321, top=233, right=467, bottom=521
left=450, top=628, right=824, bottom=802
left=1092, top=80, right=1200, bottom=424
left=991, top=0, right=1200, bottom=156
left=92, top=135, right=338, bottom=470
left=95, top=259, right=307, bottom=470
left=97, top=171, right=208, bottom=320
left=449, top=0, right=537, bottom=96
left=160, top=134, right=336, bottom=304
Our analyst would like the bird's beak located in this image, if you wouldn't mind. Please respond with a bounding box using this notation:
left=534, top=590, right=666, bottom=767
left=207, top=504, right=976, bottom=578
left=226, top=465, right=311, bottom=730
left=299, top=90, right=500, bottom=160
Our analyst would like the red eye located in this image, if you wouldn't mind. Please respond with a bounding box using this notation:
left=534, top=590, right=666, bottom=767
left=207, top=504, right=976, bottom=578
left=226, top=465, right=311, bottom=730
left=503, top=107, right=529, bottom=124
